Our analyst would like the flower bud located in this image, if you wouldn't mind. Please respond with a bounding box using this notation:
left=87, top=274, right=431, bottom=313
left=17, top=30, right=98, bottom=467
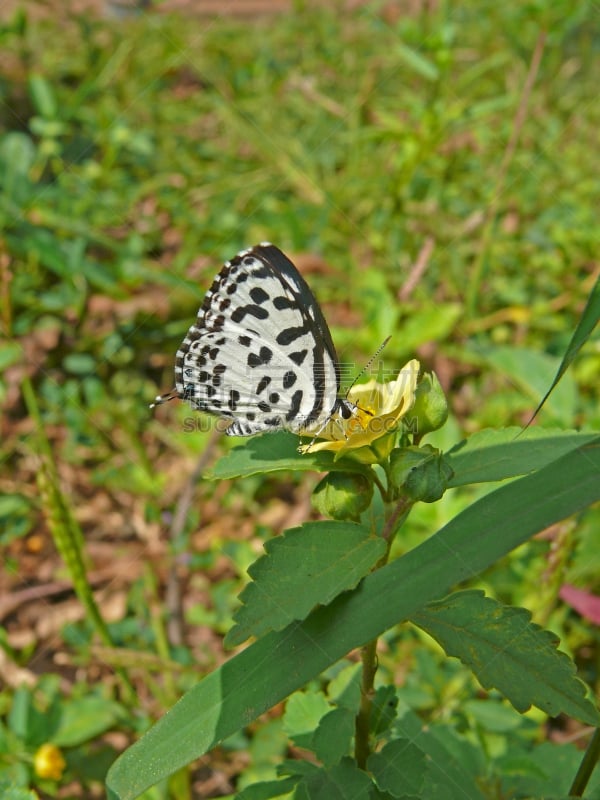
left=312, top=472, right=373, bottom=521
left=389, top=445, right=453, bottom=503
left=411, top=372, right=448, bottom=436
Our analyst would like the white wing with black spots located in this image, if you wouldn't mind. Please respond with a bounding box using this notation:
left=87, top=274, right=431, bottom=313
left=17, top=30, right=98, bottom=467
left=167, top=243, right=353, bottom=436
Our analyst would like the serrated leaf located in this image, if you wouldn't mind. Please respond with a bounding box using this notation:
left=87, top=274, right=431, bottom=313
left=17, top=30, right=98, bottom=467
left=226, top=522, right=386, bottom=647
left=327, top=663, right=362, bottom=712
left=295, top=759, right=374, bottom=800
left=370, top=686, right=398, bottom=737
left=412, top=590, right=600, bottom=724
left=447, top=428, right=597, bottom=486
left=312, top=708, right=355, bottom=767
left=107, top=439, right=600, bottom=800
left=368, top=739, right=427, bottom=797
left=394, top=706, right=486, bottom=799
left=498, top=739, right=600, bottom=799
left=205, top=432, right=372, bottom=480
left=283, top=690, right=331, bottom=749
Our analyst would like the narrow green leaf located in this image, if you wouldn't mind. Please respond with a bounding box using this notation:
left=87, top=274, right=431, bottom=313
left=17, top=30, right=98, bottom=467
left=395, top=41, right=440, bottom=81
left=368, top=739, right=427, bottom=797
left=446, top=428, right=598, bottom=486
left=0, top=132, right=35, bottom=203
left=106, top=438, right=600, bottom=800
left=205, top=432, right=371, bottom=480
left=412, top=591, right=599, bottom=724
left=28, top=74, right=58, bottom=118
left=312, top=708, right=355, bottom=767
left=527, top=275, right=600, bottom=425
left=226, top=522, right=386, bottom=647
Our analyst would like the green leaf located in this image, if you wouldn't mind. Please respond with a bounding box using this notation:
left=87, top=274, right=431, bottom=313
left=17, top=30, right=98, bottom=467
left=0, top=784, right=39, bottom=800
left=368, top=739, right=427, bottom=797
left=312, top=708, right=355, bottom=767
left=393, top=705, right=486, bottom=799
left=370, top=686, right=398, bottom=737
left=328, top=663, right=362, bottom=712
left=0, top=341, right=23, bottom=370
left=106, top=438, right=600, bottom=800
left=295, top=759, right=375, bottom=800
left=462, top=698, right=522, bottom=733
left=446, top=427, right=598, bottom=486
left=527, top=275, right=600, bottom=425
left=236, top=777, right=298, bottom=799
left=63, top=353, right=97, bottom=375
left=497, top=740, right=600, bottom=799
left=395, top=304, right=462, bottom=354
left=283, top=690, right=331, bottom=750
left=54, top=697, right=124, bottom=747
left=412, top=590, right=599, bottom=724
left=28, top=74, right=58, bottom=118
left=477, top=346, right=577, bottom=424
left=0, top=132, right=35, bottom=204
left=225, top=522, right=386, bottom=647
left=395, top=41, right=440, bottom=81
left=205, top=432, right=372, bottom=480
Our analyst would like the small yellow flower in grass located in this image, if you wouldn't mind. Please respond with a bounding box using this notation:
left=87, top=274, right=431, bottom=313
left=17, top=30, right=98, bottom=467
left=300, top=359, right=420, bottom=462
left=33, top=743, right=66, bottom=781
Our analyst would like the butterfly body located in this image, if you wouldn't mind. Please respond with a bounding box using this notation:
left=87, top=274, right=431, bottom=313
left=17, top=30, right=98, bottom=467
left=165, top=243, right=355, bottom=436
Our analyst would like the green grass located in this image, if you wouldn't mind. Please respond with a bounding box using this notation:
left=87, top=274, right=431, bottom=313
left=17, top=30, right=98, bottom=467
left=1, top=1, right=599, bottom=797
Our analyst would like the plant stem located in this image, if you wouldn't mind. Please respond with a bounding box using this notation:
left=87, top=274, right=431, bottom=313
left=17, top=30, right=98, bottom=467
left=568, top=727, right=600, bottom=797
left=355, top=638, right=378, bottom=769
left=381, top=495, right=413, bottom=543
left=371, top=469, right=388, bottom=501
left=355, top=494, right=414, bottom=767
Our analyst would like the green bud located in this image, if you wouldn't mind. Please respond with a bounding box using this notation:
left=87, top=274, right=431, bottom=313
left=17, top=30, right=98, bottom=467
left=312, top=472, right=373, bottom=522
left=389, top=445, right=454, bottom=503
left=411, top=372, right=448, bottom=436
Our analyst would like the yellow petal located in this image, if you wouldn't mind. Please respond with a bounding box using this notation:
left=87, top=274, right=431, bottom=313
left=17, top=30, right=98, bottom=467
left=299, top=360, right=420, bottom=456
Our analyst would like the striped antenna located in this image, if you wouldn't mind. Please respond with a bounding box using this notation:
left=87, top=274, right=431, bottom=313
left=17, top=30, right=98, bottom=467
left=345, top=336, right=391, bottom=397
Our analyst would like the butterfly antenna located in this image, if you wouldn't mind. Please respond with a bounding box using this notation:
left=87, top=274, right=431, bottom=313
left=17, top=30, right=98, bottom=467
left=149, top=388, right=179, bottom=409
left=344, top=336, right=391, bottom=397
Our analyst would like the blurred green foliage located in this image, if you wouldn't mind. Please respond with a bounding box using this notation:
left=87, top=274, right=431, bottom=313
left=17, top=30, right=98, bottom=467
left=1, top=0, right=599, bottom=796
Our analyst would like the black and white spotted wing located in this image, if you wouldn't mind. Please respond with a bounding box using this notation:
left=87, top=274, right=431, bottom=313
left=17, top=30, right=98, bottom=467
left=164, top=243, right=354, bottom=436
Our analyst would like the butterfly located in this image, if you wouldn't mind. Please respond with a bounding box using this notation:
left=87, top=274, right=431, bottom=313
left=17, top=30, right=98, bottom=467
left=153, top=243, right=357, bottom=437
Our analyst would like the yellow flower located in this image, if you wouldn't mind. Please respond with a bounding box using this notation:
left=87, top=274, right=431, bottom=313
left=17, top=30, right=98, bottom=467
left=300, top=359, right=420, bottom=462
left=33, top=743, right=66, bottom=781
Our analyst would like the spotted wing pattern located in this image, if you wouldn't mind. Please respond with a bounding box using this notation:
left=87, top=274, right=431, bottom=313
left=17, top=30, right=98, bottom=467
left=174, top=243, right=348, bottom=436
